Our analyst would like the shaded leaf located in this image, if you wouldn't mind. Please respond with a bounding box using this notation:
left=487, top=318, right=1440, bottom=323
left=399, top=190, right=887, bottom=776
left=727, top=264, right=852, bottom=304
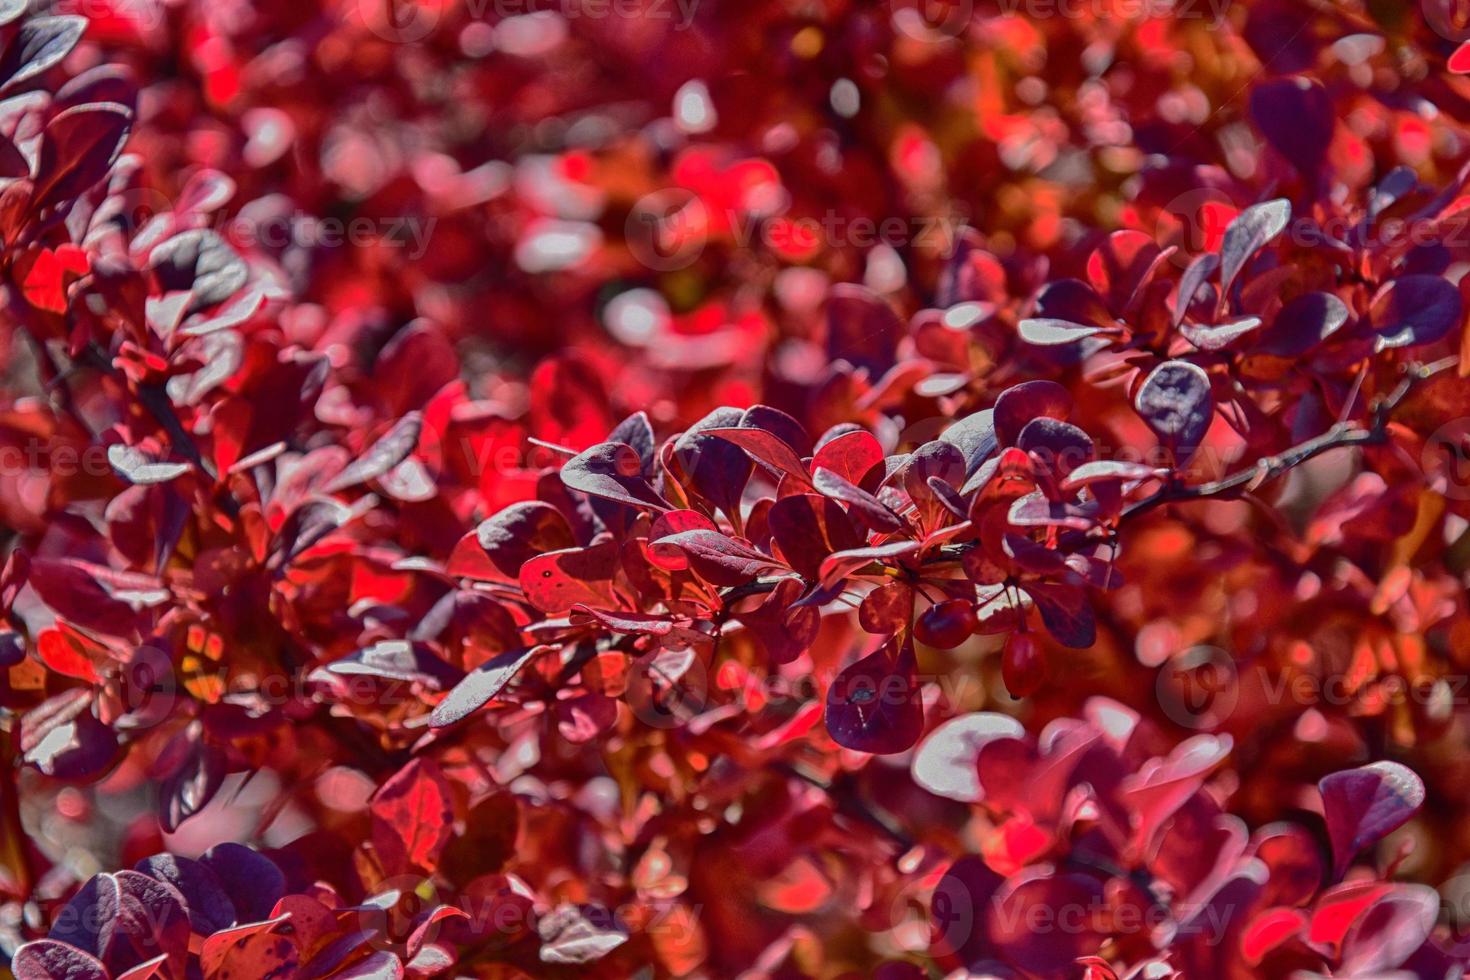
left=0, top=16, right=87, bottom=94
left=1369, top=275, right=1462, bottom=350
left=824, top=635, right=923, bottom=754
left=33, top=102, right=132, bottom=211
left=1219, top=199, right=1291, bottom=299
left=1135, top=360, right=1213, bottom=466
left=430, top=646, right=544, bottom=726
left=1319, top=762, right=1425, bottom=878
left=322, top=412, right=423, bottom=494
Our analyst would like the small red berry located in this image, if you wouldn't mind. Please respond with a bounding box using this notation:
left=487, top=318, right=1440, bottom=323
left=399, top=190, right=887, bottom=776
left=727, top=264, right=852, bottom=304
left=915, top=600, right=978, bottom=649
left=1002, top=631, right=1047, bottom=698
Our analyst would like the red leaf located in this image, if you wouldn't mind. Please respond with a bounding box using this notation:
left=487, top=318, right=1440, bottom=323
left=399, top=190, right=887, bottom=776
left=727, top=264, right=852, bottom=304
left=372, top=758, right=454, bottom=874
left=811, top=429, right=883, bottom=484
left=518, top=543, right=621, bottom=613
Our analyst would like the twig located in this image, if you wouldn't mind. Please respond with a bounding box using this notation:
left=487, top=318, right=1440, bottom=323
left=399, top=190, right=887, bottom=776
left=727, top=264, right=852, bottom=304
left=1120, top=358, right=1458, bottom=523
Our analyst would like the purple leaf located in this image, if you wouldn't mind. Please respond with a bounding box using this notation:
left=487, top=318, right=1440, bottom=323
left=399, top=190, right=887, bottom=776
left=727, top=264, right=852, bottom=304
left=198, top=844, right=286, bottom=923
left=817, top=540, right=920, bottom=587
left=1002, top=533, right=1069, bottom=575
left=537, top=904, right=628, bottom=965
left=33, top=102, right=132, bottom=211
left=452, top=501, right=576, bottom=581
left=20, top=690, right=120, bottom=781
left=147, top=228, right=249, bottom=316
left=768, top=493, right=863, bottom=580
left=826, top=282, right=902, bottom=377
left=731, top=577, right=818, bottom=665
left=134, top=855, right=237, bottom=935
left=1173, top=253, right=1219, bottom=327
left=322, top=412, right=424, bottom=494
left=1026, top=581, right=1096, bottom=648
left=898, top=440, right=966, bottom=532
left=650, top=529, right=791, bottom=586
left=994, top=380, right=1072, bottom=447
left=1369, top=275, right=1462, bottom=350
left=939, top=410, right=997, bottom=476
left=671, top=407, right=752, bottom=518
left=0, top=16, right=87, bottom=93
left=1339, top=885, right=1439, bottom=974
left=607, top=411, right=656, bottom=475
left=158, top=743, right=224, bottom=833
left=706, top=427, right=811, bottom=487
left=108, top=870, right=189, bottom=977
left=988, top=870, right=1107, bottom=975
left=1219, top=199, right=1291, bottom=300
left=319, top=640, right=462, bottom=691
left=1089, top=229, right=1166, bottom=313
left=741, top=404, right=811, bottom=456
left=1318, top=761, right=1425, bottom=878
left=330, top=950, right=404, bottom=979
left=1180, top=315, right=1263, bottom=352
left=1007, top=491, right=1097, bottom=531
left=12, top=940, right=108, bottom=980
left=1061, top=459, right=1160, bottom=491
left=107, top=445, right=190, bottom=485
left=1169, top=861, right=1268, bottom=976
left=1258, top=291, right=1349, bottom=356
left=1016, top=418, right=1093, bottom=478
left=1249, top=77, right=1334, bottom=178
left=560, top=440, right=670, bottom=511
left=825, top=635, right=924, bottom=754
left=931, top=857, right=1005, bottom=968
left=1031, top=277, right=1111, bottom=326
left=48, top=873, right=121, bottom=956
left=1135, top=360, right=1214, bottom=466
left=811, top=466, right=904, bottom=532
left=429, top=646, right=545, bottom=727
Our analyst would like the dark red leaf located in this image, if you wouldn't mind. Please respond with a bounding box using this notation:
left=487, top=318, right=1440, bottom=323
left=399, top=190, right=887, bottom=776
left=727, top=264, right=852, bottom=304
left=33, top=102, right=132, bottom=210
left=824, top=635, right=923, bottom=754
left=1319, top=762, right=1426, bottom=879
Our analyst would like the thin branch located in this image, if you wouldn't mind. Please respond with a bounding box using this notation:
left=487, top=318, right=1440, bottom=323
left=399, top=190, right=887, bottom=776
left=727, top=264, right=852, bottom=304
left=1121, top=358, right=1458, bottom=524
